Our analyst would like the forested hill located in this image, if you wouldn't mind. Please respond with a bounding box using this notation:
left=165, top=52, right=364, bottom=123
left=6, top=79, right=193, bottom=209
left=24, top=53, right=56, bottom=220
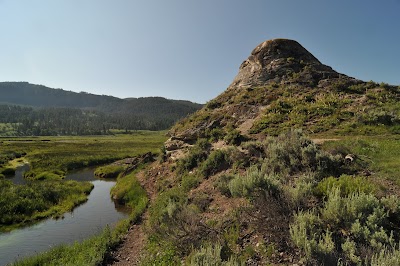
left=0, top=82, right=202, bottom=135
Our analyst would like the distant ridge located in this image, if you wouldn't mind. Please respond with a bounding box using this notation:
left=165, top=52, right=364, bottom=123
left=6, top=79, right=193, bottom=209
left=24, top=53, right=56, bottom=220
left=0, top=82, right=202, bottom=135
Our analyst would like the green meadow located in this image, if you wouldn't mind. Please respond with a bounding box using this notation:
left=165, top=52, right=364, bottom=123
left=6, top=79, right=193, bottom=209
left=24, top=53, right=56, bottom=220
left=0, top=131, right=166, bottom=231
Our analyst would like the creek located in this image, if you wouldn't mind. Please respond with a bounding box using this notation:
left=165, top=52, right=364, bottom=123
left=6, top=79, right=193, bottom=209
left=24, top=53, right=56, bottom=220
left=0, top=165, right=129, bottom=266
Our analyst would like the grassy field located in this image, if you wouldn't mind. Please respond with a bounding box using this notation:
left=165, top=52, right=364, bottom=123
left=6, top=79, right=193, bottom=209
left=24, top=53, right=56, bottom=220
left=0, top=131, right=167, bottom=179
left=0, top=131, right=166, bottom=231
left=320, top=135, right=400, bottom=182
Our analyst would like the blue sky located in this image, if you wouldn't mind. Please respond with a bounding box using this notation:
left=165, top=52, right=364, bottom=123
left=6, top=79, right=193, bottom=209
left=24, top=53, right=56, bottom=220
left=0, top=0, right=399, bottom=103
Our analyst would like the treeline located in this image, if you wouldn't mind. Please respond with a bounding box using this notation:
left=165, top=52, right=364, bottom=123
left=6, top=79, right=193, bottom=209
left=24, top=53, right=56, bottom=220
left=0, top=82, right=202, bottom=135
left=0, top=82, right=121, bottom=108
left=0, top=105, right=183, bottom=135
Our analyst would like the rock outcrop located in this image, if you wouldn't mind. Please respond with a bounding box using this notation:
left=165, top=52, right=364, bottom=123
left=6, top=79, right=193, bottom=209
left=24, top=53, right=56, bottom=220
left=167, top=38, right=398, bottom=145
left=229, top=39, right=341, bottom=89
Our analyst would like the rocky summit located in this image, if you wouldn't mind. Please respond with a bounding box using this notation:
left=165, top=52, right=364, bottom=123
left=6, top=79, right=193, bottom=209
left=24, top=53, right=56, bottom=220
left=229, top=38, right=341, bottom=89
left=167, top=38, right=399, bottom=153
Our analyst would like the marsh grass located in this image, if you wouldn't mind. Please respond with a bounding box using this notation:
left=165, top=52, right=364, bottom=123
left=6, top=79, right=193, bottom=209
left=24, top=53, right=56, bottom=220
left=94, top=165, right=125, bottom=179
left=12, top=172, right=149, bottom=266
left=0, top=132, right=165, bottom=230
left=0, top=180, right=93, bottom=232
left=0, top=131, right=166, bottom=180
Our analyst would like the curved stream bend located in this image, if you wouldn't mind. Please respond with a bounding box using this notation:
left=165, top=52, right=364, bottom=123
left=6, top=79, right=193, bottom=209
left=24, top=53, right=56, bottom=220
left=0, top=167, right=128, bottom=266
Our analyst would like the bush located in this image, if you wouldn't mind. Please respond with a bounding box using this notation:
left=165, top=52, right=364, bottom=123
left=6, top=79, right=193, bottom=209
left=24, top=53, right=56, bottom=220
left=290, top=188, right=400, bottom=264
left=177, top=140, right=210, bottom=173
left=189, top=243, right=243, bottom=266
left=370, top=246, right=400, bottom=266
left=228, top=165, right=281, bottom=198
left=206, top=128, right=225, bottom=142
left=285, top=173, right=316, bottom=208
left=214, top=174, right=235, bottom=197
left=262, top=130, right=342, bottom=177
left=224, top=129, right=244, bottom=145
left=148, top=187, right=187, bottom=228
left=315, top=174, right=375, bottom=197
left=181, top=174, right=200, bottom=192
left=200, top=149, right=230, bottom=177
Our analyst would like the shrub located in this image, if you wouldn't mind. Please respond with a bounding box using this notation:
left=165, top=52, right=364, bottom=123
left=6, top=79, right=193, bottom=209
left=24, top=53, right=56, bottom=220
left=189, top=191, right=212, bottom=212
left=285, top=172, right=316, bottom=208
left=148, top=187, right=187, bottom=228
left=177, top=139, right=210, bottom=173
left=214, top=174, right=235, bottom=197
left=262, top=130, right=342, bottom=177
left=200, top=149, right=230, bottom=177
left=290, top=188, right=400, bottom=264
left=370, top=246, right=400, bottom=266
left=206, top=128, right=225, bottom=142
left=315, top=174, right=375, bottom=197
left=228, top=165, right=281, bottom=198
left=241, top=141, right=264, bottom=158
left=181, top=174, right=200, bottom=192
left=224, top=129, right=244, bottom=145
left=189, top=243, right=243, bottom=266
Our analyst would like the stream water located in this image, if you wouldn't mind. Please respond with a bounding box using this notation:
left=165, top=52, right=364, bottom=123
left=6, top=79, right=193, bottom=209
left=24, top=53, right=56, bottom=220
left=0, top=166, right=129, bottom=266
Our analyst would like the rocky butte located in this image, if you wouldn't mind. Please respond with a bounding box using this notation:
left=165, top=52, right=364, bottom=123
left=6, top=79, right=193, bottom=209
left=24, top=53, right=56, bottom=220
left=110, top=39, right=400, bottom=265
left=167, top=38, right=398, bottom=154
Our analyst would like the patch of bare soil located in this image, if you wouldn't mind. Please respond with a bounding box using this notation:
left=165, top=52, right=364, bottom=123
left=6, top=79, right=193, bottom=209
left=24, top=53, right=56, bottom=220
left=104, top=162, right=170, bottom=266
left=311, top=138, right=340, bottom=145
left=106, top=223, right=146, bottom=266
left=237, top=106, right=267, bottom=136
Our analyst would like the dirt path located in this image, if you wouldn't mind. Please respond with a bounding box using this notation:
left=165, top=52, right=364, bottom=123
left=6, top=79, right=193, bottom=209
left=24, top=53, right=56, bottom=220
left=105, top=164, right=161, bottom=265
left=108, top=222, right=146, bottom=265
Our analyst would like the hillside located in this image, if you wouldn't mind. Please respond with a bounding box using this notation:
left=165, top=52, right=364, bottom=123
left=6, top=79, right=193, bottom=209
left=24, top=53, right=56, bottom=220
left=106, top=39, right=400, bottom=266
left=170, top=39, right=399, bottom=141
left=0, top=82, right=202, bottom=135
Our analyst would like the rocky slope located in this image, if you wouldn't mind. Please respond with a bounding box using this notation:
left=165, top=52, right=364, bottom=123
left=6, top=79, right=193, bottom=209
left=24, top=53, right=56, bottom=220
left=168, top=39, right=399, bottom=149
left=110, top=39, right=400, bottom=265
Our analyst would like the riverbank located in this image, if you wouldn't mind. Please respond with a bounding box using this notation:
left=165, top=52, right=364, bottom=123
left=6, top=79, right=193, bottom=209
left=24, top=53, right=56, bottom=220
left=0, top=132, right=166, bottom=231
left=10, top=170, right=148, bottom=266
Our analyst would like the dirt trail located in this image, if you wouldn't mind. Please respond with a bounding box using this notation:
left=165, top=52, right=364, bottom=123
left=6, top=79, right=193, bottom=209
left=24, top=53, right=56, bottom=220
left=108, top=223, right=146, bottom=266
left=105, top=166, right=159, bottom=266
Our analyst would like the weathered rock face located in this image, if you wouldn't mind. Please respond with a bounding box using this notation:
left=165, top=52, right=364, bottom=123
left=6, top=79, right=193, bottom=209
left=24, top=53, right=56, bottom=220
left=228, top=39, right=341, bottom=90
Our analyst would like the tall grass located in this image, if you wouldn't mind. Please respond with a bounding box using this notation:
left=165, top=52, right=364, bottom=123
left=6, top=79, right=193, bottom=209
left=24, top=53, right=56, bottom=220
left=0, top=179, right=93, bottom=232
left=0, top=132, right=166, bottom=179
left=12, top=173, right=149, bottom=266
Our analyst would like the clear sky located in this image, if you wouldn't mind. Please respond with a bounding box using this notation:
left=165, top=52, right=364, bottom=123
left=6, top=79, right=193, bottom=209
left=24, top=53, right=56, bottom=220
left=0, top=1, right=399, bottom=103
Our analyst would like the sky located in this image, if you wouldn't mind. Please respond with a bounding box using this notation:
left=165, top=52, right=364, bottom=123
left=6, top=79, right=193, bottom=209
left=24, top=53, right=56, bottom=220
left=0, top=1, right=399, bottom=103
